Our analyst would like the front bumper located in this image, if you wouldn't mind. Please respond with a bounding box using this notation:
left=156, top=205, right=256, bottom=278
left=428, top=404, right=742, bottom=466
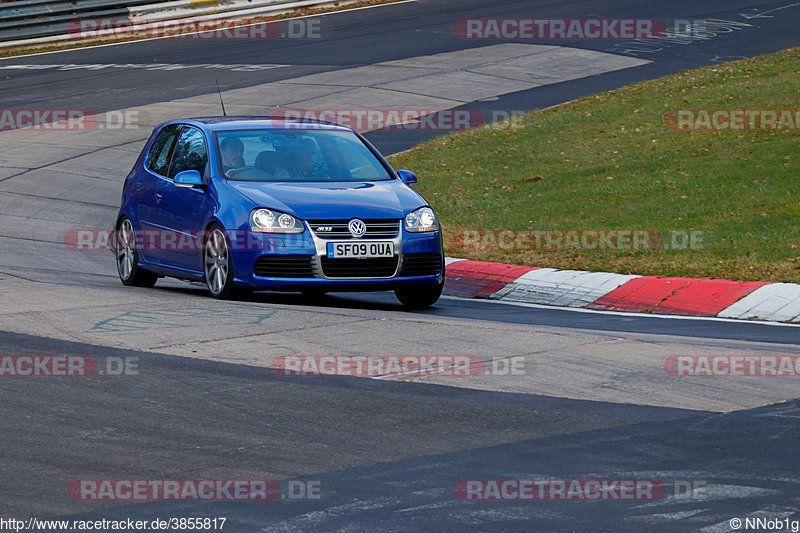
left=230, top=226, right=443, bottom=290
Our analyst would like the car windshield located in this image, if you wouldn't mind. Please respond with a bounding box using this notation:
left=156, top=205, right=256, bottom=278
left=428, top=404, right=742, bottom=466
left=214, top=128, right=394, bottom=182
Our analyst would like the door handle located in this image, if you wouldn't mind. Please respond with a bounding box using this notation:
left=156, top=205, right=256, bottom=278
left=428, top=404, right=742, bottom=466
left=154, top=192, right=163, bottom=203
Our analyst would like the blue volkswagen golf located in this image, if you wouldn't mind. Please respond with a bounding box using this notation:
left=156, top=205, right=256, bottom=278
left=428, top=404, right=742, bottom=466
left=114, top=117, right=444, bottom=308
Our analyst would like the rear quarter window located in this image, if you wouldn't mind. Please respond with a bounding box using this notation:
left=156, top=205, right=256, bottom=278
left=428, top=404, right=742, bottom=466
left=146, top=124, right=181, bottom=177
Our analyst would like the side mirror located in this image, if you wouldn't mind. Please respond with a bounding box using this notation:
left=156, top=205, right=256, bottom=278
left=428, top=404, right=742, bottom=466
left=174, top=170, right=204, bottom=188
left=397, top=169, right=418, bottom=186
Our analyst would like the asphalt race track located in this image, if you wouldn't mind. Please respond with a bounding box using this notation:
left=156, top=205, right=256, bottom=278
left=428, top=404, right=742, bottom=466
left=0, top=0, right=799, bottom=530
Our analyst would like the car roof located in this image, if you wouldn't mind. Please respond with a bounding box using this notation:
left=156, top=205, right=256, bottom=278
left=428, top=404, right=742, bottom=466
left=171, top=116, right=353, bottom=133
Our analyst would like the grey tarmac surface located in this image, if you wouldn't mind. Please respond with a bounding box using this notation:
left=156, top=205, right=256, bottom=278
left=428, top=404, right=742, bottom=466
left=1, top=330, right=798, bottom=532
left=0, top=0, right=799, bottom=530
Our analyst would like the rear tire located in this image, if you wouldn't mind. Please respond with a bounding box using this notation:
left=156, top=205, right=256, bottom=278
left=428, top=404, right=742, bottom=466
left=394, top=280, right=444, bottom=309
left=116, top=217, right=158, bottom=288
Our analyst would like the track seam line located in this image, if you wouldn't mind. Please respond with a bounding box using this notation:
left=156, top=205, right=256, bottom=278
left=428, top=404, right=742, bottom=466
left=145, top=317, right=372, bottom=350
left=0, top=190, right=117, bottom=208
left=0, top=136, right=148, bottom=183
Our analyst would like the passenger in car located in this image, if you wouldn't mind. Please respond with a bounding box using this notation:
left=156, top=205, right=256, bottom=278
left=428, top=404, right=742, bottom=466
left=282, top=138, right=330, bottom=179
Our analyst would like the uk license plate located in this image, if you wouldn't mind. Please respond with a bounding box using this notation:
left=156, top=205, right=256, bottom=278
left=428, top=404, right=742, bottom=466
left=327, top=241, right=394, bottom=258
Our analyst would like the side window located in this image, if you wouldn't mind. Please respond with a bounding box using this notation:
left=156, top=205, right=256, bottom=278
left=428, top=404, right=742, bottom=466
left=146, top=125, right=181, bottom=177
left=169, top=126, right=209, bottom=180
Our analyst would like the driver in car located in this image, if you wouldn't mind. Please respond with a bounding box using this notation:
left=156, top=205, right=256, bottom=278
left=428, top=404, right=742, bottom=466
left=220, top=137, right=245, bottom=175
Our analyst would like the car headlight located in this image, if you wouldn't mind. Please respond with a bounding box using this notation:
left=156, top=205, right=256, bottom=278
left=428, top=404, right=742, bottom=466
left=404, top=207, right=438, bottom=233
left=250, top=208, right=304, bottom=234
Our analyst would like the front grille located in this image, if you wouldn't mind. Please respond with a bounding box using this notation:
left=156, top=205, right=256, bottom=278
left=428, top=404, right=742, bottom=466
left=320, top=256, right=399, bottom=278
left=399, top=253, right=442, bottom=277
left=254, top=255, right=314, bottom=278
left=309, top=219, right=400, bottom=240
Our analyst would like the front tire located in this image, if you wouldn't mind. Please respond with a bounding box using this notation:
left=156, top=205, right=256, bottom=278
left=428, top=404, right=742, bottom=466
left=394, top=279, right=444, bottom=309
left=204, top=225, right=239, bottom=299
left=116, top=217, right=158, bottom=287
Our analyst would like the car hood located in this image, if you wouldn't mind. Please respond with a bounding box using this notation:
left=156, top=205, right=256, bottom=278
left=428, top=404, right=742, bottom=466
left=225, top=179, right=426, bottom=219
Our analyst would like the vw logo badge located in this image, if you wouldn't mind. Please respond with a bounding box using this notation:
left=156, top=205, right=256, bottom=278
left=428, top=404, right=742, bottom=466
left=348, top=219, right=367, bottom=238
